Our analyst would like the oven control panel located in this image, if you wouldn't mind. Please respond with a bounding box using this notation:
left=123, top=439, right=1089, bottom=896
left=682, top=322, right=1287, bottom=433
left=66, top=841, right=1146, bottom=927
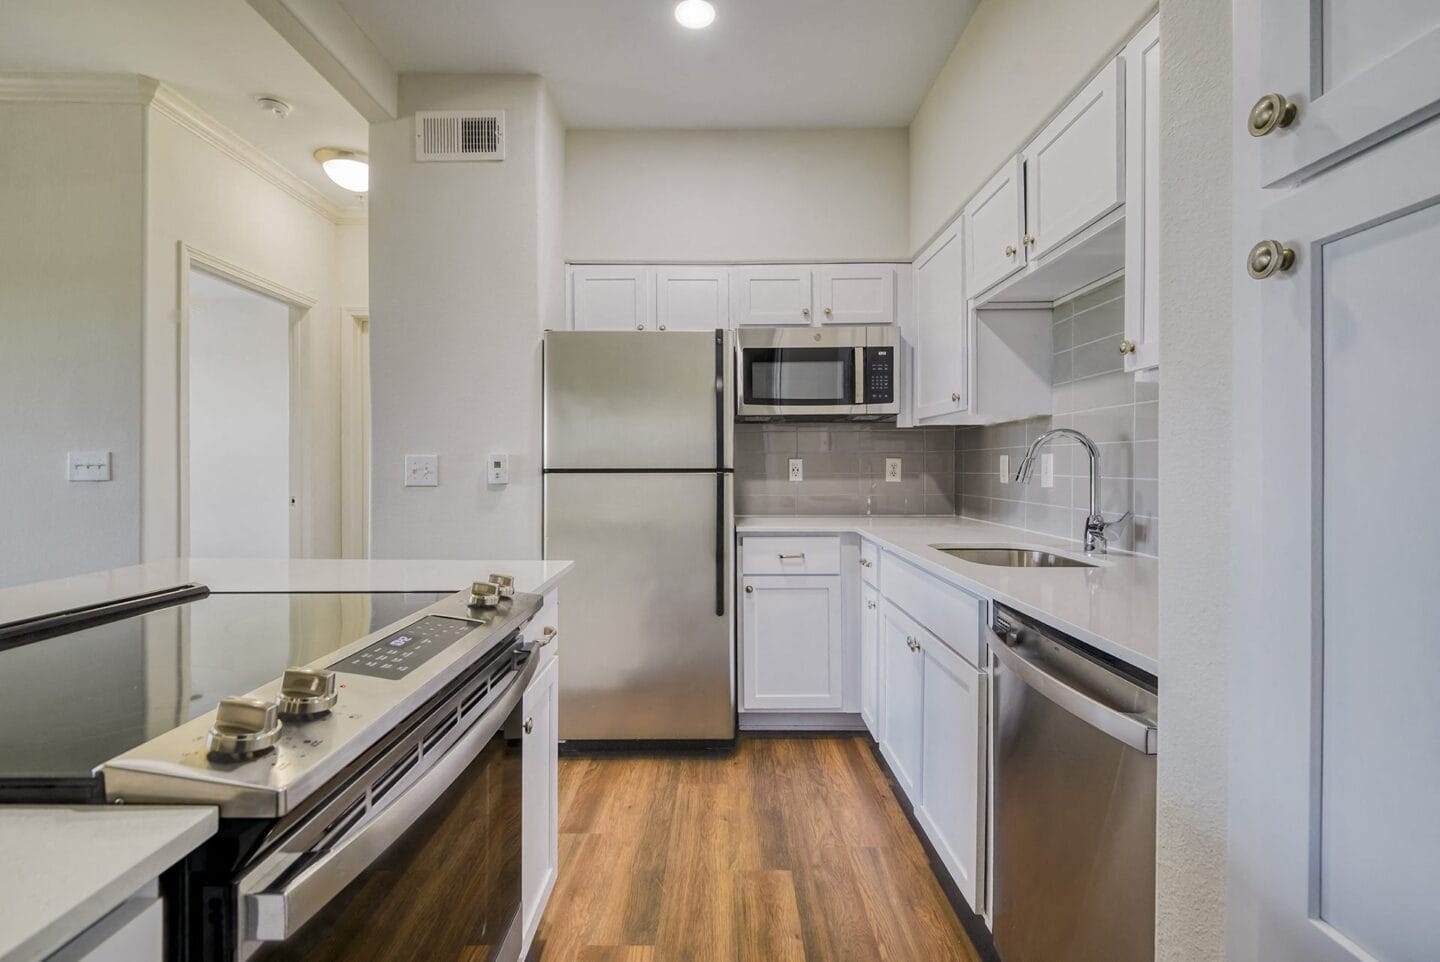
left=329, top=615, right=483, bottom=680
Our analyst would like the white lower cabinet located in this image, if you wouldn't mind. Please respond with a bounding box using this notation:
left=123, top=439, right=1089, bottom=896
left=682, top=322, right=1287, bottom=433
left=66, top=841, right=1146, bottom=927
left=49, top=893, right=163, bottom=962
left=859, top=582, right=880, bottom=732
left=741, top=575, right=843, bottom=710
left=521, top=651, right=560, bottom=952
left=916, top=636, right=987, bottom=912
left=878, top=603, right=925, bottom=800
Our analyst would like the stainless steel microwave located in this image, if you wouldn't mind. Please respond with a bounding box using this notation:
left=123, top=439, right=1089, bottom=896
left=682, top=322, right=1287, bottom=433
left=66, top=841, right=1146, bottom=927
left=736, top=325, right=900, bottom=420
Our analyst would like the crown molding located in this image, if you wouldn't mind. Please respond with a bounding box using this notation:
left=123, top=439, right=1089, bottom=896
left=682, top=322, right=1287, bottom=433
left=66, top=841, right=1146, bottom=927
left=0, top=72, right=160, bottom=104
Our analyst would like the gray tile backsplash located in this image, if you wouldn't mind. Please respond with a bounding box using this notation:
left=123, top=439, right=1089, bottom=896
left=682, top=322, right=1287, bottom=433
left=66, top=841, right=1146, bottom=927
left=955, top=278, right=1160, bottom=556
left=736, top=423, right=959, bottom=517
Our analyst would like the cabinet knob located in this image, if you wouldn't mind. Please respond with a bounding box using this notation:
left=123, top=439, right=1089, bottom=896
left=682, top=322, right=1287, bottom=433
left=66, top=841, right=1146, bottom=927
left=1022, top=234, right=1035, bottom=247
left=951, top=392, right=962, bottom=403
left=1004, top=244, right=1016, bottom=257
left=1248, top=93, right=1298, bottom=137
left=1246, top=239, right=1296, bottom=279
left=635, top=323, right=645, bottom=331
left=823, top=307, right=832, bottom=316
left=867, top=600, right=877, bottom=610
left=858, top=558, right=872, bottom=567
left=658, top=324, right=667, bottom=331
left=1119, top=339, right=1137, bottom=355
left=523, top=717, right=534, bottom=735
left=744, top=585, right=753, bottom=593
left=907, top=637, right=921, bottom=652
left=801, top=308, right=811, bottom=317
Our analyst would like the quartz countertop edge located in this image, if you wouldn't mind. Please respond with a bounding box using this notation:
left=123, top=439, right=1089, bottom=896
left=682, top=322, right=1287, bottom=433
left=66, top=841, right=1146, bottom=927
left=0, top=806, right=217, bottom=962
left=737, top=516, right=1159, bottom=676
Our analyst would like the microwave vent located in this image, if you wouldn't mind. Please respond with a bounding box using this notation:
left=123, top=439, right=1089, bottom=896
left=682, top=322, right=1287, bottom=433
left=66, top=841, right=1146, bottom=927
left=415, top=111, right=505, bottom=162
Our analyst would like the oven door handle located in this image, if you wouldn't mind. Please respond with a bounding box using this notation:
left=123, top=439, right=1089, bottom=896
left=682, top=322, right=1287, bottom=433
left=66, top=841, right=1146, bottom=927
left=242, top=654, right=539, bottom=943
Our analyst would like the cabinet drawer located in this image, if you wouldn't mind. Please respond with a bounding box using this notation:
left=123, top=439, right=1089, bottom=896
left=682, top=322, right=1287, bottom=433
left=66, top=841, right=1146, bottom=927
left=858, top=539, right=880, bottom=585
left=881, top=551, right=983, bottom=666
left=741, top=536, right=841, bottom=575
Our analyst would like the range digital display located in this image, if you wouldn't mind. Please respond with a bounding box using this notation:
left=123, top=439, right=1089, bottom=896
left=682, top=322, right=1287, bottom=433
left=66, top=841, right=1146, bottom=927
left=329, top=615, right=483, bottom=680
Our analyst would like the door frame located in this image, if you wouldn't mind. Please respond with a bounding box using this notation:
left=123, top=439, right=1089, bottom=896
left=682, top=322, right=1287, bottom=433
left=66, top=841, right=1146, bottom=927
left=176, top=243, right=316, bottom=557
left=340, top=306, right=371, bottom=558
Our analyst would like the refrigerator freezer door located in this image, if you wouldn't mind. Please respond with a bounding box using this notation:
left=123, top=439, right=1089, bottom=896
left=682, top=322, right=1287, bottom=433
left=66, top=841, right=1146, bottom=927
left=544, top=471, right=734, bottom=741
left=543, top=330, right=733, bottom=470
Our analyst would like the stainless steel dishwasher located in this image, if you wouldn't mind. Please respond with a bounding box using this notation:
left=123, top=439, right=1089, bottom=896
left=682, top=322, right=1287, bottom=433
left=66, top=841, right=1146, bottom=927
left=989, top=603, right=1158, bottom=962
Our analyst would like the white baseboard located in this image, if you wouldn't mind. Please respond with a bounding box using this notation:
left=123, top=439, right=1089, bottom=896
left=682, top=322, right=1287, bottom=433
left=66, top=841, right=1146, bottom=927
left=738, top=711, right=868, bottom=732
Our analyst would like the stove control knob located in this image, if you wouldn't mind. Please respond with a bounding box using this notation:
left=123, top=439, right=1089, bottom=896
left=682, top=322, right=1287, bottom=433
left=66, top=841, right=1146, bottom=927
left=488, top=573, right=516, bottom=598
left=468, top=581, right=501, bottom=609
left=207, top=696, right=283, bottom=760
left=277, top=668, right=339, bottom=719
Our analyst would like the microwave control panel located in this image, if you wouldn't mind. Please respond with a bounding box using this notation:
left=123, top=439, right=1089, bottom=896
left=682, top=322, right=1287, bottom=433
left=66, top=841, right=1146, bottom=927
left=863, top=347, right=895, bottom=404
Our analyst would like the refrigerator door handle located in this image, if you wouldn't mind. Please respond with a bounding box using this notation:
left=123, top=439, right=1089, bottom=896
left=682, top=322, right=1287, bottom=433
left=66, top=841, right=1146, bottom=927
left=715, top=473, right=725, bottom=617
left=714, top=329, right=725, bottom=468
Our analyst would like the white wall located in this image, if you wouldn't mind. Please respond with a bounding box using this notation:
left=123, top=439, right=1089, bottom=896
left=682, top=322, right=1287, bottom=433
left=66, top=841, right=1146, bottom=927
left=0, top=101, right=146, bottom=588
left=187, top=271, right=292, bottom=558
left=1154, top=0, right=1232, bottom=958
left=369, top=74, right=562, bottom=560
left=907, top=0, right=1155, bottom=254
left=564, top=128, right=909, bottom=262
left=144, top=103, right=355, bottom=561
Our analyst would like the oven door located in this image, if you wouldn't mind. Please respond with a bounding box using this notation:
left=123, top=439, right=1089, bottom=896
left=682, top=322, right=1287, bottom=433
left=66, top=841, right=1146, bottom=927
left=235, top=652, right=537, bottom=962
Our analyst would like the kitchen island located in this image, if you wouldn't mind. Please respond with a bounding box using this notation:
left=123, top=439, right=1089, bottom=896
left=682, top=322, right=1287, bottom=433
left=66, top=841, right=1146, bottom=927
left=0, top=558, right=572, bottom=962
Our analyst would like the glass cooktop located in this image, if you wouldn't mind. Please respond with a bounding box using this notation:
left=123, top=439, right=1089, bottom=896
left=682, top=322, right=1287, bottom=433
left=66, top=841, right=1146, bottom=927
left=0, top=591, right=446, bottom=782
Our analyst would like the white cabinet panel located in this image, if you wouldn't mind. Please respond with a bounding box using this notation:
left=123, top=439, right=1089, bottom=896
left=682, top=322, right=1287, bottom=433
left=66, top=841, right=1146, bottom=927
left=741, top=575, right=843, bottom=710
left=912, top=218, right=969, bottom=420
left=1258, top=0, right=1440, bottom=185
left=965, top=157, right=1026, bottom=296
left=741, top=536, right=842, bottom=575
left=1022, top=57, right=1125, bottom=260
left=916, top=637, right=986, bottom=913
left=1123, top=16, right=1161, bottom=372
left=521, top=653, right=559, bottom=951
left=48, top=896, right=163, bottom=962
left=570, top=266, right=653, bottom=331
left=859, top=582, right=880, bottom=734
left=655, top=266, right=730, bottom=331
left=730, top=267, right=813, bottom=326
left=814, top=265, right=895, bottom=325
left=881, top=551, right=983, bottom=668
left=879, top=603, right=924, bottom=802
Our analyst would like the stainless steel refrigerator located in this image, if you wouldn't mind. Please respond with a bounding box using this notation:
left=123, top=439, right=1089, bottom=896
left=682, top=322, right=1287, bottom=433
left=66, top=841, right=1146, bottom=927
left=542, top=330, right=735, bottom=744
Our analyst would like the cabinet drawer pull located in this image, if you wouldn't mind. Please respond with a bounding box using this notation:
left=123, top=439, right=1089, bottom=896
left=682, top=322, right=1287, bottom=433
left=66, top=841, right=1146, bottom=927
left=537, top=626, right=557, bottom=647
left=777, top=553, right=806, bottom=560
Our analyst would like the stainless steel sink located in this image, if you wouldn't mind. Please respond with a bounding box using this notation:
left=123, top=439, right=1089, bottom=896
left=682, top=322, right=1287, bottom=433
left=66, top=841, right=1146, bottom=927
left=930, top=545, right=1097, bottom=568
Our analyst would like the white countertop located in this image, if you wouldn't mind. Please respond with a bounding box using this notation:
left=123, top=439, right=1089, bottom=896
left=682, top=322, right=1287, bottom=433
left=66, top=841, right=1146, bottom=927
left=738, top=516, right=1158, bottom=675
left=0, top=558, right=574, bottom=628
left=0, top=806, right=217, bottom=962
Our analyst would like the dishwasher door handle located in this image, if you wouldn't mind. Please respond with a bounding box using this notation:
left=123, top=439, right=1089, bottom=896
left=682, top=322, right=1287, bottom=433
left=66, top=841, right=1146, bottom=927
left=991, top=637, right=1158, bottom=754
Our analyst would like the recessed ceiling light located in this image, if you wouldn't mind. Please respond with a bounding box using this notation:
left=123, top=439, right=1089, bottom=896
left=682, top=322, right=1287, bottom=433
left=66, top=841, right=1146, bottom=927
left=314, top=148, right=369, bottom=193
left=674, top=0, right=716, bottom=29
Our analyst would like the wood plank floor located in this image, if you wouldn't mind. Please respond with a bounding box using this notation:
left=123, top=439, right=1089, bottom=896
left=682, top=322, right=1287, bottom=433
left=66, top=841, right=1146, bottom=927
left=528, top=735, right=981, bottom=962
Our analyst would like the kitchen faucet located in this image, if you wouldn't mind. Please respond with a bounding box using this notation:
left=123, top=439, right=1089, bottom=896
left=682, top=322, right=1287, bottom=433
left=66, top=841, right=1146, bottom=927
left=1014, top=428, right=1131, bottom=553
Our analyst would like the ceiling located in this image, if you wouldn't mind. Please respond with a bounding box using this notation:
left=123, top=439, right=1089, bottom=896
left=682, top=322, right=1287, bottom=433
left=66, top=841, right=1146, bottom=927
left=336, top=0, right=978, bottom=128
left=1, top=0, right=370, bottom=211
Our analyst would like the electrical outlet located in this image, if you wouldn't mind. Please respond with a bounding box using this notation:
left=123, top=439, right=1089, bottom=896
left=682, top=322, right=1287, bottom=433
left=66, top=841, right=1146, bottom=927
left=404, top=454, right=439, bottom=487
left=486, top=453, right=509, bottom=485
left=1040, top=452, right=1055, bottom=488
left=998, top=454, right=1010, bottom=484
left=67, top=451, right=112, bottom=482
left=885, top=458, right=902, bottom=482
left=788, top=458, right=803, bottom=482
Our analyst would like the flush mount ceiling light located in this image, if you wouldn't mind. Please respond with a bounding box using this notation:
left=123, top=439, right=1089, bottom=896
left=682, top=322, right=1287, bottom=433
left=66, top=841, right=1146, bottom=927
left=674, top=0, right=716, bottom=29
left=255, top=95, right=292, bottom=119
left=314, top=148, right=369, bottom=193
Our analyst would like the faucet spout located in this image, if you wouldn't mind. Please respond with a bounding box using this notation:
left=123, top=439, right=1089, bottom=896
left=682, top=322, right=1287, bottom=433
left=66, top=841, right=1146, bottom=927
left=1013, top=427, right=1126, bottom=553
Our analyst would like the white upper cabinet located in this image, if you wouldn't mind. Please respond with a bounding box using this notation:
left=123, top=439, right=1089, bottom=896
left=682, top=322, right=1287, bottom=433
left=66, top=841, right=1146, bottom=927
left=655, top=266, right=730, bottom=331
left=1123, top=15, right=1161, bottom=371
left=570, top=266, right=653, bottom=331
left=814, top=265, right=896, bottom=325
left=965, top=156, right=1027, bottom=297
left=912, top=218, right=968, bottom=420
left=730, top=266, right=814, bottom=326
left=1022, top=56, right=1125, bottom=260
left=1256, top=0, right=1440, bottom=186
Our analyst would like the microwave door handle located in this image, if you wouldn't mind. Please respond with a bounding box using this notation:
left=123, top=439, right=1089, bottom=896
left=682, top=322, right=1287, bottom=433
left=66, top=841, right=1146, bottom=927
left=854, top=347, right=865, bottom=406
left=240, top=654, right=538, bottom=942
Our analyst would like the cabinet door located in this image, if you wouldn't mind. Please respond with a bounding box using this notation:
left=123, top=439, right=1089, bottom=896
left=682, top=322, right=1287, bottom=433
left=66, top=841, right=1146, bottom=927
left=965, top=157, right=1026, bottom=296
left=1022, top=57, right=1124, bottom=260
left=912, top=218, right=969, bottom=420
left=859, top=582, right=880, bottom=734
left=741, top=575, right=842, bottom=710
left=655, top=266, right=730, bottom=331
left=730, top=267, right=813, bottom=326
left=916, top=636, right=987, bottom=912
left=814, top=265, right=895, bottom=325
left=879, top=604, right=924, bottom=802
left=570, top=266, right=653, bottom=331
left=521, top=655, right=559, bottom=949
left=1257, top=0, right=1440, bottom=185
left=1122, top=16, right=1161, bottom=372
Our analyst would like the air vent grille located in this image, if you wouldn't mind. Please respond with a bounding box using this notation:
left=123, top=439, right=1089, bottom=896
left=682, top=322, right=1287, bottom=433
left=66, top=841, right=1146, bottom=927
left=415, top=110, right=505, bottom=162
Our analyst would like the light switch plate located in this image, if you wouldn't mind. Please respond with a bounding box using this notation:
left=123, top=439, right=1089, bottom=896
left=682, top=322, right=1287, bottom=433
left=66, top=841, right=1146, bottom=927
left=404, top=454, right=439, bottom=487
left=998, top=454, right=1010, bottom=484
left=67, top=451, right=111, bottom=482
left=487, top=453, right=509, bottom=485
left=788, top=458, right=803, bottom=482
left=1040, top=452, right=1055, bottom=488
left=885, top=458, right=902, bottom=482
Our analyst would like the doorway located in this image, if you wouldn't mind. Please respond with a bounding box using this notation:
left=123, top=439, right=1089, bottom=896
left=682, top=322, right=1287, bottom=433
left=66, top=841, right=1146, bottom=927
left=186, top=267, right=300, bottom=557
